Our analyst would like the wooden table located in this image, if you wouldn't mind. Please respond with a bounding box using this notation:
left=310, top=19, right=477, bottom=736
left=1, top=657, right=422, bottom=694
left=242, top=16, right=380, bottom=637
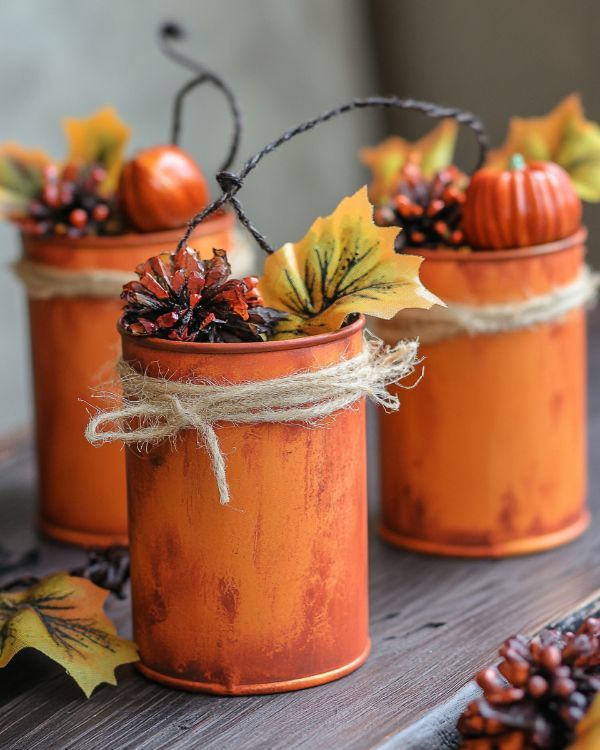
left=2, top=308, right=600, bottom=750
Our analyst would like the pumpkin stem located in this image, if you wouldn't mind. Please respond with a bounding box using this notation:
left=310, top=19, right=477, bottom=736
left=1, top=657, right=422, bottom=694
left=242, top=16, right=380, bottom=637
left=509, top=153, right=527, bottom=171
left=158, top=22, right=242, bottom=173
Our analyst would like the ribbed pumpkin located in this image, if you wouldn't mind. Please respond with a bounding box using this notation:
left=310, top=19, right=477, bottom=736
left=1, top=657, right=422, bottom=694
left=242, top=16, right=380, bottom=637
left=462, top=154, right=582, bottom=250
left=119, top=145, right=209, bottom=233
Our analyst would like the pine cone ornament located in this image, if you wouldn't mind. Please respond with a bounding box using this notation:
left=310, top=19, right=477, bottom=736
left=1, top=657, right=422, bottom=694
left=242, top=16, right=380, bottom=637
left=121, top=246, right=286, bottom=343
left=458, top=618, right=600, bottom=750
left=373, top=161, right=468, bottom=251
left=19, top=163, right=121, bottom=237
left=72, top=547, right=130, bottom=600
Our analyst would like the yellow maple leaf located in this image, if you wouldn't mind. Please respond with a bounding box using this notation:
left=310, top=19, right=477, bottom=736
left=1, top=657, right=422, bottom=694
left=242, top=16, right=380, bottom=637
left=0, top=142, right=51, bottom=218
left=360, top=119, right=458, bottom=204
left=568, top=693, right=600, bottom=749
left=63, top=106, right=131, bottom=194
left=0, top=573, right=138, bottom=698
left=258, top=186, right=442, bottom=339
left=487, top=94, right=600, bottom=202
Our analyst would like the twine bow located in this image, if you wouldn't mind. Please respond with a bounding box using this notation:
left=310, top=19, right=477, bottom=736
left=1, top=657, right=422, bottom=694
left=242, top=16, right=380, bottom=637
left=85, top=335, right=419, bottom=505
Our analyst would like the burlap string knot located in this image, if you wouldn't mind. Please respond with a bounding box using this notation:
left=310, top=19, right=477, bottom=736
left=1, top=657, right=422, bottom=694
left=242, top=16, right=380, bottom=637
left=375, top=265, right=600, bottom=345
left=85, top=335, right=419, bottom=505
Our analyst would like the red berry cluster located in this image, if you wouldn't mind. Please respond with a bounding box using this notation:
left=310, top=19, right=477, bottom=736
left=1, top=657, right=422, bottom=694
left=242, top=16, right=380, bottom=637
left=374, top=162, right=467, bottom=251
left=19, top=163, right=121, bottom=238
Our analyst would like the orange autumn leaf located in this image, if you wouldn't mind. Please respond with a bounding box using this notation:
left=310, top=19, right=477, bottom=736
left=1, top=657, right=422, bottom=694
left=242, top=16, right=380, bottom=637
left=0, top=573, right=138, bottom=698
left=360, top=119, right=458, bottom=204
left=568, top=693, right=600, bottom=750
left=0, top=142, right=51, bottom=218
left=488, top=94, right=581, bottom=165
left=63, top=106, right=131, bottom=194
left=259, top=186, right=442, bottom=339
left=488, top=94, right=600, bottom=202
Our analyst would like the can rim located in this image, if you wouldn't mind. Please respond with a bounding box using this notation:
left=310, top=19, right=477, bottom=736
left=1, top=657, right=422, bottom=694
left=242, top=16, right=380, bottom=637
left=120, top=315, right=367, bottom=355
left=407, top=226, right=587, bottom=263
left=20, top=208, right=234, bottom=250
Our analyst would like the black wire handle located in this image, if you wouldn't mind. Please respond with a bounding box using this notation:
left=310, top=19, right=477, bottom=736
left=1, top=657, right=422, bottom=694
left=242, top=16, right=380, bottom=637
left=159, top=21, right=242, bottom=173
left=177, top=96, right=490, bottom=255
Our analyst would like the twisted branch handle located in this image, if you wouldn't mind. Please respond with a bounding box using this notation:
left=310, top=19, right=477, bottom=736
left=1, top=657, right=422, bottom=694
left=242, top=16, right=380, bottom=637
left=159, top=22, right=242, bottom=173
left=177, top=96, right=490, bottom=254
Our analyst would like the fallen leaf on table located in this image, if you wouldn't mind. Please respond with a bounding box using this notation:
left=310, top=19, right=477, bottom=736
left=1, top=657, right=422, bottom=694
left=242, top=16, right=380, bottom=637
left=0, top=572, right=138, bottom=697
left=63, top=106, right=131, bottom=193
left=487, top=93, right=600, bottom=202
left=259, top=186, right=442, bottom=339
left=569, top=693, right=600, bottom=750
left=360, top=119, right=458, bottom=204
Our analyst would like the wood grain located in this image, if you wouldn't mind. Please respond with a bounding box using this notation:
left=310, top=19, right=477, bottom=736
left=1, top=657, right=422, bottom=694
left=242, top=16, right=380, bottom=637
left=1, top=308, right=600, bottom=749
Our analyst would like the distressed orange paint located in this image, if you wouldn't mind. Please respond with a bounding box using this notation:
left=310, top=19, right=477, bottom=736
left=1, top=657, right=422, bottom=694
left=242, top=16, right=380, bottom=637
left=376, top=229, right=589, bottom=557
left=23, top=212, right=235, bottom=548
left=123, top=317, right=370, bottom=694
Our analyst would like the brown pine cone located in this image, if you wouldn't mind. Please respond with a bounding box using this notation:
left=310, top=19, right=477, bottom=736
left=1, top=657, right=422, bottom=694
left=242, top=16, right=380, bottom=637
left=19, top=162, right=122, bottom=237
left=373, top=161, right=468, bottom=251
left=71, top=547, right=131, bottom=599
left=458, top=618, right=600, bottom=750
left=121, top=246, right=286, bottom=343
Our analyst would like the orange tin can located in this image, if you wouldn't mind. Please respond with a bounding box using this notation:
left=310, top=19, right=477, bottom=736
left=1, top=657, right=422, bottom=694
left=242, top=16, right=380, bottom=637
left=375, top=230, right=589, bottom=557
left=22, top=212, right=235, bottom=548
left=123, top=317, right=370, bottom=694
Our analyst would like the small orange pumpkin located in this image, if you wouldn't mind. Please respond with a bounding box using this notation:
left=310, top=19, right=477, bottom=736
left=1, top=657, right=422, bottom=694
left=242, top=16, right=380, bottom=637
left=462, top=154, right=582, bottom=250
left=119, top=145, right=209, bottom=233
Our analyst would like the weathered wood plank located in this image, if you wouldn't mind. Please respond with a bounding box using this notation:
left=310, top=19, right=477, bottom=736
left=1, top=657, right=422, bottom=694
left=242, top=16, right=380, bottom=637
left=1, top=308, right=600, bottom=749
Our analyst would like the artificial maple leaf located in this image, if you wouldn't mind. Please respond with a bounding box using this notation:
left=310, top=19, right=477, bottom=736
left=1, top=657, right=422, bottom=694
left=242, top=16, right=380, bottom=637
left=569, top=694, right=600, bottom=750
left=360, top=119, right=458, bottom=205
left=487, top=94, right=600, bottom=202
left=0, top=142, right=51, bottom=218
left=0, top=573, right=138, bottom=698
left=63, top=106, right=131, bottom=194
left=259, top=186, right=442, bottom=339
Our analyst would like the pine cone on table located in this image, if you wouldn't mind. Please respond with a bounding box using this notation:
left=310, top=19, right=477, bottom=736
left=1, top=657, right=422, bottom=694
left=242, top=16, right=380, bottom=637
left=73, top=546, right=131, bottom=599
left=458, top=618, right=600, bottom=750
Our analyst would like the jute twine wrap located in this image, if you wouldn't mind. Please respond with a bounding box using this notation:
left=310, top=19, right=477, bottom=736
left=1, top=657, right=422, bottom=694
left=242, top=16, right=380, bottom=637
left=14, top=231, right=255, bottom=300
left=85, top=335, right=419, bottom=505
left=375, top=266, right=600, bottom=346
left=13, top=260, right=134, bottom=300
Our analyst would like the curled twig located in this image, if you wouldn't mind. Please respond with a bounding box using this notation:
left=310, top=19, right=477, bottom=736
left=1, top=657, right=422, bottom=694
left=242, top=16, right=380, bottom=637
left=158, top=20, right=242, bottom=172
left=176, top=96, right=489, bottom=255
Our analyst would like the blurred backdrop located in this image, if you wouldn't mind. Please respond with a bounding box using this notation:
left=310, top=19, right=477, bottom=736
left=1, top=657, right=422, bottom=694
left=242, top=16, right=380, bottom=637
left=1, top=0, right=599, bottom=434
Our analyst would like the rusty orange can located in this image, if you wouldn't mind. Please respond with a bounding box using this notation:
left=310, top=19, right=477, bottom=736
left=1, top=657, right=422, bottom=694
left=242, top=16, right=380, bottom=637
left=123, top=317, right=370, bottom=694
left=22, top=212, right=236, bottom=548
left=374, top=230, right=589, bottom=557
